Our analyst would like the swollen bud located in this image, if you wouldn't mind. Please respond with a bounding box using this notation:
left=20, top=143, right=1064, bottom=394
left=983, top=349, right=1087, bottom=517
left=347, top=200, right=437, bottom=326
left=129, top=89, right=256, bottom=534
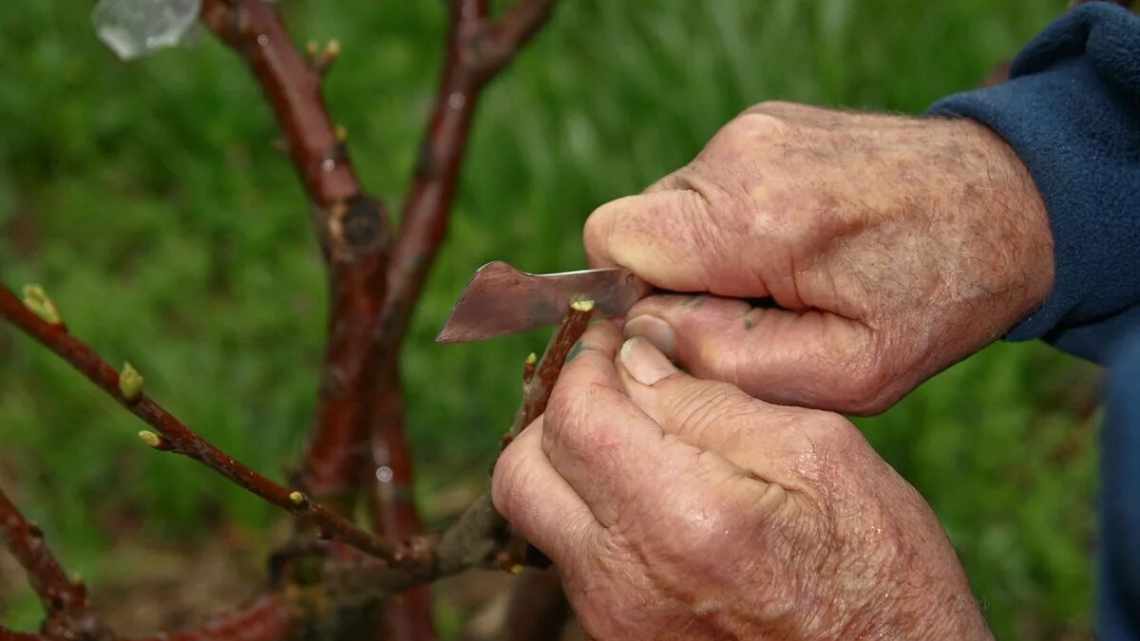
left=22, top=285, right=62, bottom=325
left=289, top=491, right=308, bottom=507
left=137, top=430, right=162, bottom=448
left=119, top=362, right=144, bottom=402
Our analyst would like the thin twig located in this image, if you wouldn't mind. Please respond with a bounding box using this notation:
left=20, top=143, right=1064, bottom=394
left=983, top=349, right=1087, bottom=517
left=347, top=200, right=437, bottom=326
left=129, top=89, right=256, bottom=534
left=496, top=301, right=595, bottom=572
left=0, top=285, right=415, bottom=566
left=510, top=300, right=595, bottom=437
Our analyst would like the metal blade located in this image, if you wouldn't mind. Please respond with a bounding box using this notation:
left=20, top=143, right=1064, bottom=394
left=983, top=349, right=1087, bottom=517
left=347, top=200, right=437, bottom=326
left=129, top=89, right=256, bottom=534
left=436, top=261, right=652, bottom=343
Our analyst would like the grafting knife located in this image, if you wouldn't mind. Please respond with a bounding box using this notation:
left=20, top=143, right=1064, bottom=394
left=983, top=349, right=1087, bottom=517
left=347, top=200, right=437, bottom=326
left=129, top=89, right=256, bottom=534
left=435, top=261, right=653, bottom=343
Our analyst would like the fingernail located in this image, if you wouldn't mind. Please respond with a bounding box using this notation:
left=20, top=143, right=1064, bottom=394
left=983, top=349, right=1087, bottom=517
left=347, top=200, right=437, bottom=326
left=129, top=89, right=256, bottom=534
left=620, top=337, right=677, bottom=386
left=624, top=315, right=676, bottom=359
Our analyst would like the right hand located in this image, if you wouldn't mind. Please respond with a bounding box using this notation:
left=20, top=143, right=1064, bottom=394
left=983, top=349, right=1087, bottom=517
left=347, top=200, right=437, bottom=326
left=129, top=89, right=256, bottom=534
left=584, top=101, right=1054, bottom=414
left=493, top=322, right=992, bottom=641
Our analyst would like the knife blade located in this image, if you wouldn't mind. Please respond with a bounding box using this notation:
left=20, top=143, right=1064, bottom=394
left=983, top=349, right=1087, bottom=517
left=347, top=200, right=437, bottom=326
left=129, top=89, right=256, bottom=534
left=435, top=261, right=653, bottom=343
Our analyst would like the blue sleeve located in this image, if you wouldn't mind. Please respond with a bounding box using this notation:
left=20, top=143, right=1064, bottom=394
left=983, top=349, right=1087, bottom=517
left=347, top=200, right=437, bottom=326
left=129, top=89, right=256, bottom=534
left=1101, top=328, right=1140, bottom=641
left=929, top=2, right=1140, bottom=364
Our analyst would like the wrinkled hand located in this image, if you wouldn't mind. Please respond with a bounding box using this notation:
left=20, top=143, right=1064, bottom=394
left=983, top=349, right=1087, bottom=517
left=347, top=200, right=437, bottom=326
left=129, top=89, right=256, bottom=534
left=585, top=101, right=1053, bottom=414
left=492, top=322, right=992, bottom=641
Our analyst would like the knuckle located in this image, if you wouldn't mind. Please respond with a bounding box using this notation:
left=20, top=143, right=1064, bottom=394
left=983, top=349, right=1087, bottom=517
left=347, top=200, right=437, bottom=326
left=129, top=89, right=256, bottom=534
left=490, top=445, right=528, bottom=518
left=666, top=381, right=742, bottom=440
left=747, top=99, right=799, bottom=117
left=801, top=412, right=865, bottom=457
left=811, top=329, right=897, bottom=415
left=729, top=106, right=793, bottom=141
left=542, top=384, right=610, bottom=459
left=839, top=348, right=898, bottom=415
left=582, top=200, right=620, bottom=261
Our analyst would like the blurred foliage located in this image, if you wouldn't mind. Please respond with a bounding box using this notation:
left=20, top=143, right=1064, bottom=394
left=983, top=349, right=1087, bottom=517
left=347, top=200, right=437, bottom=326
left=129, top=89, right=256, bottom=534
left=0, top=0, right=1099, bottom=638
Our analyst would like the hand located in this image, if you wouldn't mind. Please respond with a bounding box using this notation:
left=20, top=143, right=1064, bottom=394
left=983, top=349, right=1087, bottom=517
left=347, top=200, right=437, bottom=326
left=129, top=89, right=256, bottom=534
left=492, top=322, right=992, bottom=641
left=584, top=101, right=1053, bottom=414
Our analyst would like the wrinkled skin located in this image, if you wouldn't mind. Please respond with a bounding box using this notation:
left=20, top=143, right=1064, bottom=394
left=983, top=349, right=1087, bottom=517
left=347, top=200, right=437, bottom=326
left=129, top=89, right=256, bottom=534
left=584, top=102, right=1053, bottom=414
left=490, top=102, right=1056, bottom=638
left=493, top=323, right=993, bottom=641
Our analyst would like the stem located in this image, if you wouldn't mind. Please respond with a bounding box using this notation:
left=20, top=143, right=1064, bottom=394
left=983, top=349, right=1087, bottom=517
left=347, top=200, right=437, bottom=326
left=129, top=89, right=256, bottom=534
left=124, top=594, right=294, bottom=641
left=0, top=486, right=87, bottom=615
left=199, top=0, right=393, bottom=500
left=0, top=285, right=413, bottom=565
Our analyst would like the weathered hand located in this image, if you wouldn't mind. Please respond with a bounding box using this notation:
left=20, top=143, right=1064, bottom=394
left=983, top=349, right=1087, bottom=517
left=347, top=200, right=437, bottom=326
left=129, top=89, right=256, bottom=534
left=584, top=101, right=1053, bottom=414
left=492, top=322, right=992, bottom=641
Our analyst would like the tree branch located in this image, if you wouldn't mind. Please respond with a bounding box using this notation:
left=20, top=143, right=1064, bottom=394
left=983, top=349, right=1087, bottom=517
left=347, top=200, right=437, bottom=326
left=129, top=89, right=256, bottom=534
left=125, top=594, right=294, bottom=641
left=508, top=300, right=595, bottom=440
left=361, top=367, right=436, bottom=641
left=0, top=486, right=86, bottom=616
left=198, top=0, right=394, bottom=500
left=357, top=3, right=560, bottom=637
left=0, top=285, right=417, bottom=566
left=0, top=485, right=108, bottom=640
left=377, top=0, right=561, bottom=356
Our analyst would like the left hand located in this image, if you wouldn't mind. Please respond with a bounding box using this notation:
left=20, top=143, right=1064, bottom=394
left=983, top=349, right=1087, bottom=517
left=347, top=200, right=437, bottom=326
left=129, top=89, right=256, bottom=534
left=583, top=102, right=1053, bottom=414
left=492, top=321, right=992, bottom=641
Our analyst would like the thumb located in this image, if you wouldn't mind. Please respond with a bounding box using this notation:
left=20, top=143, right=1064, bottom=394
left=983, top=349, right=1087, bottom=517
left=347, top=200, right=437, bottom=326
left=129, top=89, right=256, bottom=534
left=583, top=190, right=769, bottom=298
left=623, top=294, right=885, bottom=414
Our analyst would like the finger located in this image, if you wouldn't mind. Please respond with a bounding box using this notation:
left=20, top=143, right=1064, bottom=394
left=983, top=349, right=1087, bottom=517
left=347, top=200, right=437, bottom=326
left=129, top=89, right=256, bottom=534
left=541, top=321, right=704, bottom=526
left=615, top=336, right=832, bottom=491
left=582, top=190, right=771, bottom=298
left=492, top=417, right=600, bottom=571
left=624, top=295, right=882, bottom=414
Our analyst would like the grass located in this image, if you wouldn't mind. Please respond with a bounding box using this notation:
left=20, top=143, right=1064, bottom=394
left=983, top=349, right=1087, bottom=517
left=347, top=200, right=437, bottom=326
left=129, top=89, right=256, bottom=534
left=0, top=1, right=1098, bottom=638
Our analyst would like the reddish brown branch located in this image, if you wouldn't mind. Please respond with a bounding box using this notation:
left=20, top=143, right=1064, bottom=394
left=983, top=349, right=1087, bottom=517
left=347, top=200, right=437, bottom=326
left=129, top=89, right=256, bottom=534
left=0, top=286, right=414, bottom=566
left=0, top=487, right=87, bottom=615
left=510, top=300, right=594, bottom=437
left=357, top=3, right=559, bottom=637
left=364, top=368, right=436, bottom=641
left=0, top=486, right=108, bottom=640
left=126, top=594, right=294, bottom=641
left=199, top=0, right=393, bottom=500
left=494, top=302, right=594, bottom=575
left=378, top=0, right=560, bottom=356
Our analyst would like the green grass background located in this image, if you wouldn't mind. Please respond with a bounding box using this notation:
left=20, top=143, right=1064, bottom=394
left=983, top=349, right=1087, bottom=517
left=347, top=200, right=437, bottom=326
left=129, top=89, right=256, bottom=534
left=0, top=0, right=1101, bottom=638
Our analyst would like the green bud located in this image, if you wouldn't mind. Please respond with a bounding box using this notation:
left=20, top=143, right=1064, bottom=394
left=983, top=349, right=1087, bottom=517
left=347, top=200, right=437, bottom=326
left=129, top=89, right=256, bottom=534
left=22, top=285, right=62, bottom=325
left=137, top=431, right=162, bottom=448
left=119, top=362, right=144, bottom=402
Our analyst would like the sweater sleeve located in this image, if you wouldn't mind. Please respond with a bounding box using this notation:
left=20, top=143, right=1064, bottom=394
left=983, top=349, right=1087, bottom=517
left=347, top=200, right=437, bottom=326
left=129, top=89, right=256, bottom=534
left=929, top=2, right=1140, bottom=364
left=1100, top=328, right=1140, bottom=641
